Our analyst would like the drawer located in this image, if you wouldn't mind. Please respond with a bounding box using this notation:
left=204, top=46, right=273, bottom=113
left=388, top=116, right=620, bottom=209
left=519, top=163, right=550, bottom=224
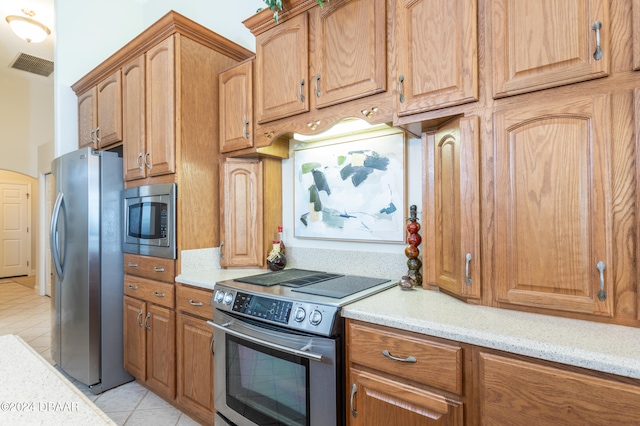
left=124, top=274, right=175, bottom=309
left=347, top=320, right=463, bottom=395
left=124, top=253, right=175, bottom=283
left=176, top=285, right=214, bottom=319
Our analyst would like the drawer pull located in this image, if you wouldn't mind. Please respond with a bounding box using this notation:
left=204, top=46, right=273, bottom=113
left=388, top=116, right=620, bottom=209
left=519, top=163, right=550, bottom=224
left=128, top=284, right=138, bottom=290
left=382, top=349, right=417, bottom=363
left=136, top=310, right=143, bottom=328
left=154, top=267, right=165, bottom=272
left=127, top=262, right=138, bottom=267
left=189, top=299, right=204, bottom=306
left=350, top=383, right=358, bottom=418
left=154, top=291, right=165, bottom=297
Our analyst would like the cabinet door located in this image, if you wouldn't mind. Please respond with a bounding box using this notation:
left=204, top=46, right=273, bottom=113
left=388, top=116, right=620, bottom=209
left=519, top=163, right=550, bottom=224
left=146, top=303, right=176, bottom=399
left=493, top=94, right=613, bottom=316
left=123, top=296, right=146, bottom=379
left=312, top=0, right=386, bottom=108
left=424, top=117, right=481, bottom=300
left=146, top=35, right=176, bottom=176
left=477, top=351, right=640, bottom=425
left=255, top=13, right=309, bottom=123
left=176, top=313, right=215, bottom=421
left=491, top=0, right=609, bottom=98
left=220, top=159, right=264, bottom=267
left=219, top=60, right=253, bottom=153
left=96, top=69, right=123, bottom=148
left=635, top=0, right=640, bottom=70
left=348, top=368, right=463, bottom=426
left=396, top=0, right=477, bottom=116
left=78, top=87, right=97, bottom=149
left=122, top=55, right=147, bottom=181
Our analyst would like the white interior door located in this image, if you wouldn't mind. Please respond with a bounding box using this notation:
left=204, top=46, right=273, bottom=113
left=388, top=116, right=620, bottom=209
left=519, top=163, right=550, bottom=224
left=0, top=183, right=30, bottom=278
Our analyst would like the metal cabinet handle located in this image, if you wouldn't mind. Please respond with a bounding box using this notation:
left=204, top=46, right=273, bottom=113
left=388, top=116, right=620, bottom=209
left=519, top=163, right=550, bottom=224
left=89, top=129, right=95, bottom=144
left=136, top=310, right=143, bottom=328
left=592, top=20, right=603, bottom=60
left=144, top=151, right=151, bottom=169
left=219, top=241, right=224, bottom=259
left=465, top=253, right=473, bottom=285
left=154, top=291, right=165, bottom=297
left=144, top=312, right=151, bottom=330
left=128, top=284, right=138, bottom=290
left=95, top=127, right=101, bottom=144
left=209, top=336, right=215, bottom=356
left=382, top=349, right=417, bottom=363
left=350, top=383, right=358, bottom=418
left=243, top=119, right=250, bottom=139
left=398, top=75, right=405, bottom=103
left=189, top=300, right=203, bottom=306
left=315, top=74, right=321, bottom=98
left=136, top=153, right=143, bottom=171
left=154, top=267, right=165, bottom=272
left=299, top=79, right=305, bottom=102
left=596, top=261, right=607, bottom=301
left=128, top=262, right=138, bottom=267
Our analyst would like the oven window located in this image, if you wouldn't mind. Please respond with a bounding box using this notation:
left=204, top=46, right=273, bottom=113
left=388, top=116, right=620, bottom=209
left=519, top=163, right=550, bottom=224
left=226, top=334, right=310, bottom=426
left=128, top=202, right=167, bottom=239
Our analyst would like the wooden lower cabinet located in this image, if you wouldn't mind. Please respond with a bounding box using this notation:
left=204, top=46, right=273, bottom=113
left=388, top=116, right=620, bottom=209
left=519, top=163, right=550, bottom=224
left=475, top=349, right=640, bottom=425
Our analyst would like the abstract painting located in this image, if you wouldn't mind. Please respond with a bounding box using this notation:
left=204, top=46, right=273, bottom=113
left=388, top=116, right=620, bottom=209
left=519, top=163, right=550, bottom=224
left=293, top=130, right=406, bottom=242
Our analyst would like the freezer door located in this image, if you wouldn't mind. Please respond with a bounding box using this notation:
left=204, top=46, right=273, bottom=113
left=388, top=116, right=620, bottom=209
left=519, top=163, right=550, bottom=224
left=50, top=148, right=101, bottom=386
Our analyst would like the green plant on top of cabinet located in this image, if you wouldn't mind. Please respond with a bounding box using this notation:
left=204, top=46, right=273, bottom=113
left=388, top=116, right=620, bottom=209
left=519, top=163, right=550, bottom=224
left=492, top=94, right=613, bottom=317
left=77, top=69, right=122, bottom=150
left=490, top=0, right=610, bottom=98
left=424, top=116, right=481, bottom=301
left=395, top=0, right=478, bottom=117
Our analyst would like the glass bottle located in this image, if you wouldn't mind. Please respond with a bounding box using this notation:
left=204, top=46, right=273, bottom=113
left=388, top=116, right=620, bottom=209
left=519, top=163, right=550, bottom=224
left=278, top=225, right=286, bottom=255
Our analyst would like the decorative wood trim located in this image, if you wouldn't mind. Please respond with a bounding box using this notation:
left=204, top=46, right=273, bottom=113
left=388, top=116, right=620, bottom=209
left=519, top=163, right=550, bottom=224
left=243, top=0, right=318, bottom=36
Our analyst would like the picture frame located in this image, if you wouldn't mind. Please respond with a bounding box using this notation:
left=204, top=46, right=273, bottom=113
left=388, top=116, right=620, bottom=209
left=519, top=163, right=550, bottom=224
left=293, top=129, right=406, bottom=243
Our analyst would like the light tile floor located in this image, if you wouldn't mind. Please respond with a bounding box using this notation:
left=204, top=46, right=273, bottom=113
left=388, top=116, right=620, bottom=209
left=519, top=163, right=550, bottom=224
left=0, top=279, right=202, bottom=426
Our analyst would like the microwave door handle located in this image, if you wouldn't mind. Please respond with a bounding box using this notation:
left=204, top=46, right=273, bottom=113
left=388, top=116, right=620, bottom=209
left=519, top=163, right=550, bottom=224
left=207, top=320, right=324, bottom=362
left=50, top=192, right=65, bottom=280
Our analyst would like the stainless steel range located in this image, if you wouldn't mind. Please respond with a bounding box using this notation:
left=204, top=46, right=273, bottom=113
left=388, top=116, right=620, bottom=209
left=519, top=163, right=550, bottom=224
left=209, top=269, right=395, bottom=426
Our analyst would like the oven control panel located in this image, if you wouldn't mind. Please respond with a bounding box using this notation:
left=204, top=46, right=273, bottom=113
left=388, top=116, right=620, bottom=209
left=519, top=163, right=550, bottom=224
left=211, top=285, right=340, bottom=336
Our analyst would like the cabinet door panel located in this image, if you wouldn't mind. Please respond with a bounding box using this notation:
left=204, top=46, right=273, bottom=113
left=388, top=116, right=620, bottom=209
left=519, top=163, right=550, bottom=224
left=219, top=60, right=253, bottom=153
left=478, top=351, right=640, bottom=425
left=425, top=117, right=481, bottom=299
left=176, top=313, right=215, bottom=421
left=146, top=35, right=176, bottom=176
left=349, top=369, right=463, bottom=426
left=96, top=69, right=123, bottom=148
left=78, top=88, right=97, bottom=149
left=494, top=95, right=612, bottom=316
left=491, top=0, right=609, bottom=98
left=313, top=0, right=386, bottom=108
left=396, top=0, right=477, bottom=116
left=256, top=13, right=309, bottom=123
left=123, top=55, right=146, bottom=181
left=123, top=296, right=146, bottom=379
left=146, top=303, right=176, bottom=399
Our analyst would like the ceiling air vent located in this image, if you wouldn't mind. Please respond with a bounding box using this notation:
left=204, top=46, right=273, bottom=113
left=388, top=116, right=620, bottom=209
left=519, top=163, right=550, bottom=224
left=10, top=53, right=54, bottom=77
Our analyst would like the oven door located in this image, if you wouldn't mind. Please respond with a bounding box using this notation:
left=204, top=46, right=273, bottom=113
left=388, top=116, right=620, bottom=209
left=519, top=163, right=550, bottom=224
left=209, top=309, right=342, bottom=426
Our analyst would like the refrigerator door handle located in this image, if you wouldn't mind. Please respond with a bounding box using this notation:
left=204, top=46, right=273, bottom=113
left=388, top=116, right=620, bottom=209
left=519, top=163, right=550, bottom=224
left=50, top=192, right=65, bottom=280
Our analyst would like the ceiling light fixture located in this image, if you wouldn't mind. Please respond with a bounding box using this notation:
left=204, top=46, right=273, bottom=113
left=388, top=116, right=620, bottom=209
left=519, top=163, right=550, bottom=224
left=5, top=9, right=50, bottom=43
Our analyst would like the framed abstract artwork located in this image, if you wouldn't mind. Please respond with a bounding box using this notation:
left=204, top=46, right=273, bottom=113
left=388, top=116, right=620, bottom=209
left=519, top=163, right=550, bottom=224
left=293, top=129, right=406, bottom=242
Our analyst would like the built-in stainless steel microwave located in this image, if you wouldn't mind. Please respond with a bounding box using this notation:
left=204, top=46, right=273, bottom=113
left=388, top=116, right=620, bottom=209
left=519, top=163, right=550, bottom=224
left=123, top=183, right=176, bottom=259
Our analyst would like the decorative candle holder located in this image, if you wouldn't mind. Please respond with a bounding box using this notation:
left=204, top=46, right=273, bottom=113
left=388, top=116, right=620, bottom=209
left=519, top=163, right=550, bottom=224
left=404, top=205, right=422, bottom=287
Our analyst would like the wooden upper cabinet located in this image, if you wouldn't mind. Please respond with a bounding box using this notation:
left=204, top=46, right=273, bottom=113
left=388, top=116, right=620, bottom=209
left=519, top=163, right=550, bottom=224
left=424, top=116, right=481, bottom=301
left=219, top=60, right=254, bottom=153
left=255, top=13, right=309, bottom=123
left=635, top=0, right=640, bottom=70
left=122, top=55, right=146, bottom=181
left=490, top=0, right=610, bottom=98
left=395, top=0, right=478, bottom=117
left=146, top=36, right=176, bottom=177
left=312, top=0, right=387, bottom=109
left=493, top=94, right=613, bottom=317
left=77, top=70, right=123, bottom=150
left=220, top=159, right=264, bottom=267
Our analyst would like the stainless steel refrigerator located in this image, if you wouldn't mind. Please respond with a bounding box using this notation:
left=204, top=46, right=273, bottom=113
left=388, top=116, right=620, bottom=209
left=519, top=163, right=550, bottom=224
left=50, top=147, right=133, bottom=394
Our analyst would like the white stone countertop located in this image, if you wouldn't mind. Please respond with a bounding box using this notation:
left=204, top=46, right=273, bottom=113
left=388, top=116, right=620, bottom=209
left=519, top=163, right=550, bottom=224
left=0, top=334, right=115, bottom=425
left=342, top=287, right=640, bottom=380
left=175, top=268, right=266, bottom=290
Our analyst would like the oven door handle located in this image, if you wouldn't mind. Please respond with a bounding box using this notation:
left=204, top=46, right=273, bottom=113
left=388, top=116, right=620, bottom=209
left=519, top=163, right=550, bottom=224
left=207, top=320, right=324, bottom=362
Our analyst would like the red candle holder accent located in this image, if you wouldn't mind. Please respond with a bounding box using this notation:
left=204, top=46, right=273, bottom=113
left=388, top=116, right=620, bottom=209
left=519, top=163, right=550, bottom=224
left=405, top=205, right=422, bottom=287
